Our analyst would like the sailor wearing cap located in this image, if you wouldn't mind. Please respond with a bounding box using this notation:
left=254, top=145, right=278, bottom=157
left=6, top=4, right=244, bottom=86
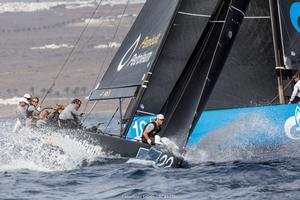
left=23, top=93, right=32, bottom=102
left=141, top=114, right=165, bottom=145
left=13, top=97, right=30, bottom=133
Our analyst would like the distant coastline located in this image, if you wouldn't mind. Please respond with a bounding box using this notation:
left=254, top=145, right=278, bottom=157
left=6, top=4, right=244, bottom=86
left=0, top=97, right=119, bottom=118
left=0, top=1, right=143, bottom=117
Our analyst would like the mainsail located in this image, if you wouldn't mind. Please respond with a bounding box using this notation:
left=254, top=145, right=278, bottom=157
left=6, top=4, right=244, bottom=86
left=89, top=0, right=181, bottom=100
left=206, top=0, right=279, bottom=110
left=277, top=0, right=300, bottom=69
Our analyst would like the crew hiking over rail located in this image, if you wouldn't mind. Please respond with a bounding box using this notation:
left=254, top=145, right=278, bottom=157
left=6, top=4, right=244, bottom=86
left=13, top=94, right=84, bottom=132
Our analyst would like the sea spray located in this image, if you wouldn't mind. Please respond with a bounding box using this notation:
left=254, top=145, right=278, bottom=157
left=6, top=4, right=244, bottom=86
left=0, top=122, right=108, bottom=171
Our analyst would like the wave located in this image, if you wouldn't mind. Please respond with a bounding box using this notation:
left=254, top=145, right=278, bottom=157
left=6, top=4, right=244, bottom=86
left=31, top=44, right=75, bottom=50
left=70, top=14, right=138, bottom=27
left=0, top=124, right=107, bottom=172
left=0, top=0, right=146, bottom=14
left=0, top=97, right=20, bottom=105
left=94, top=42, right=121, bottom=49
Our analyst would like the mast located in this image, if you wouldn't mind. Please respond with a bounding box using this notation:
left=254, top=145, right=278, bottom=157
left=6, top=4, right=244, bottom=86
left=269, top=0, right=285, bottom=104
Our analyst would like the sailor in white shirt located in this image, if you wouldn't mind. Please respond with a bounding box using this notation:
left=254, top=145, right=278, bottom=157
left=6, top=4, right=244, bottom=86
left=59, top=98, right=82, bottom=128
left=289, top=75, right=300, bottom=104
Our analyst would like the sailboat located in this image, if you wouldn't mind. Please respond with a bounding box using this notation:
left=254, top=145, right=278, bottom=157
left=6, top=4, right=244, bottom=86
left=53, top=0, right=299, bottom=166
left=81, top=0, right=250, bottom=167
left=114, top=0, right=300, bottom=148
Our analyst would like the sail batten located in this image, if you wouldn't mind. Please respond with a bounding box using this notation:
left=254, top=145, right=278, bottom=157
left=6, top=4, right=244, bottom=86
left=178, top=11, right=211, bottom=18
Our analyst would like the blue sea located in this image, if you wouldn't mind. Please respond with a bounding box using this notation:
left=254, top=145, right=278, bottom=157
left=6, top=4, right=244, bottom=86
left=1, top=118, right=300, bottom=200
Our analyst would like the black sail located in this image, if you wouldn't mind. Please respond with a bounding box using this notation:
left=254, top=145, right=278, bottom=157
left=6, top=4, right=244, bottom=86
left=278, top=0, right=300, bottom=69
left=160, top=0, right=250, bottom=147
left=206, top=0, right=279, bottom=110
left=89, top=0, right=181, bottom=100
left=136, top=0, right=219, bottom=115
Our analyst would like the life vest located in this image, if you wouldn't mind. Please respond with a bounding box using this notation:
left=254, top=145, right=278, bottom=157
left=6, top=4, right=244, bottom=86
left=141, top=122, right=161, bottom=143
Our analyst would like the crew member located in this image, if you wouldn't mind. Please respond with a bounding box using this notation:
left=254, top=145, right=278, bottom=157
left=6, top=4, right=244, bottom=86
left=23, top=93, right=32, bottom=103
left=141, top=114, right=165, bottom=145
left=13, top=97, right=29, bottom=133
left=26, top=97, right=41, bottom=127
left=40, top=104, right=65, bottom=128
left=289, top=74, right=300, bottom=104
left=59, top=99, right=82, bottom=128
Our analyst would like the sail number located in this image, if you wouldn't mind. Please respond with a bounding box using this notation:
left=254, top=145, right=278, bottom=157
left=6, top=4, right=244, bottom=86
left=156, top=154, right=174, bottom=168
left=132, top=120, right=148, bottom=138
left=131, top=117, right=156, bottom=139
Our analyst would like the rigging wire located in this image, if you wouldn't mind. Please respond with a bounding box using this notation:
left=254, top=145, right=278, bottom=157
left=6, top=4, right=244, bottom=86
left=104, top=106, right=120, bottom=133
left=66, top=7, right=116, bottom=69
left=40, top=0, right=105, bottom=105
left=82, top=0, right=131, bottom=121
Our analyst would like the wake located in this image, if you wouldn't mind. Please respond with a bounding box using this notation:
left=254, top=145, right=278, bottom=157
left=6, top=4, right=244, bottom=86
left=0, top=121, right=106, bottom=172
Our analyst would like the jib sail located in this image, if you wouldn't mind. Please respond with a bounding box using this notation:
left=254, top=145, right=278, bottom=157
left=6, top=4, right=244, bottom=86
left=160, top=0, right=251, bottom=147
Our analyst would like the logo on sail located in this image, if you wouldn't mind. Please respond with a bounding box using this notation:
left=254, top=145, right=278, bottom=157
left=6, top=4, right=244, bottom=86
left=117, top=33, right=161, bottom=72
left=290, top=2, right=300, bottom=32
left=284, top=106, right=300, bottom=140
left=139, top=33, right=161, bottom=49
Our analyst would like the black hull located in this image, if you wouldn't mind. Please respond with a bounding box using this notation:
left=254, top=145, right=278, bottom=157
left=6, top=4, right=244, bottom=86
left=57, top=129, right=185, bottom=168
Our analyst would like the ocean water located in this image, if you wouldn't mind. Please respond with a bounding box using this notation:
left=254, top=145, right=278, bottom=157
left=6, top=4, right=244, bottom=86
left=1, top=118, right=300, bottom=200
left=1, top=1, right=300, bottom=199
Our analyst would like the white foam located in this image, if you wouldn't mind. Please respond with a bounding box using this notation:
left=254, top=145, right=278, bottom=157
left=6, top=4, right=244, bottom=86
left=97, top=0, right=146, bottom=7
left=0, top=127, right=106, bottom=172
left=0, top=1, right=146, bottom=14
left=31, top=44, right=75, bottom=50
left=126, top=158, right=155, bottom=166
left=0, top=97, right=20, bottom=105
left=94, top=42, right=120, bottom=49
left=70, top=14, right=138, bottom=27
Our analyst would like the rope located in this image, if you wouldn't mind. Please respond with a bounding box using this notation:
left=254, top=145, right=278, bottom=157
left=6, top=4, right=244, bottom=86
left=82, top=101, right=98, bottom=122
left=82, top=0, right=131, bottom=115
left=40, top=0, right=105, bottom=105
left=104, top=106, right=120, bottom=133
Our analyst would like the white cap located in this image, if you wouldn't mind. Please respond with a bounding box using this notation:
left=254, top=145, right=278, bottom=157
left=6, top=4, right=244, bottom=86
left=157, top=114, right=165, bottom=120
left=19, top=97, right=29, bottom=104
left=23, top=93, right=32, bottom=99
